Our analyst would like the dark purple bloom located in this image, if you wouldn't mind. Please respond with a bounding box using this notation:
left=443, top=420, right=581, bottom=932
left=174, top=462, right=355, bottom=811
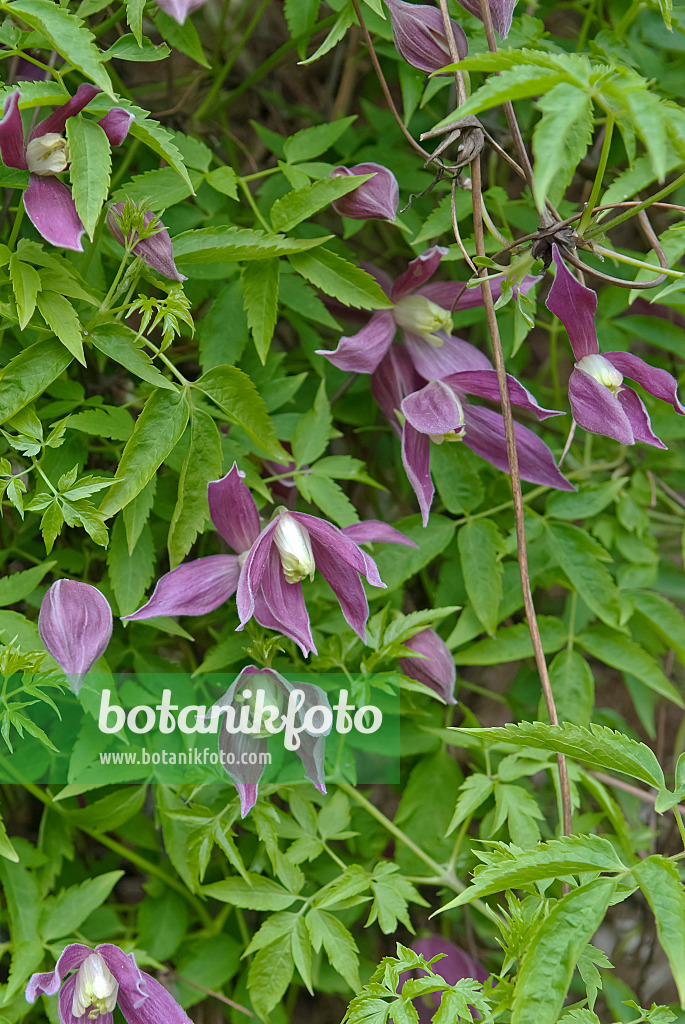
left=408, top=937, right=489, bottom=1024
left=372, top=343, right=573, bottom=525
left=384, top=0, right=468, bottom=73
left=546, top=245, right=685, bottom=447
left=0, top=86, right=133, bottom=251
left=107, top=203, right=186, bottom=282
left=331, top=163, right=399, bottom=221
left=38, top=580, right=113, bottom=695
left=316, top=246, right=538, bottom=379
left=210, top=665, right=331, bottom=817
left=156, top=0, right=208, bottom=23
left=125, top=463, right=415, bottom=657
left=399, top=628, right=457, bottom=703
left=455, top=0, right=517, bottom=39
left=26, top=942, right=194, bottom=1024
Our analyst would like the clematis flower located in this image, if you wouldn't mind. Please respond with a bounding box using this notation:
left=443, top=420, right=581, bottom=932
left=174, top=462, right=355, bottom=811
left=0, top=86, right=133, bottom=251
left=38, top=580, right=113, bottom=695
left=455, top=0, right=517, bottom=39
left=384, top=0, right=468, bottom=73
left=26, top=942, right=194, bottom=1024
left=372, top=343, right=573, bottom=524
left=408, top=937, right=489, bottom=1024
left=156, top=0, right=208, bottom=24
left=546, top=245, right=685, bottom=447
left=399, top=628, right=457, bottom=703
left=316, top=246, right=538, bottom=379
left=107, top=203, right=186, bottom=281
left=210, top=665, right=331, bottom=817
left=331, top=163, right=399, bottom=221
left=125, top=463, right=416, bottom=657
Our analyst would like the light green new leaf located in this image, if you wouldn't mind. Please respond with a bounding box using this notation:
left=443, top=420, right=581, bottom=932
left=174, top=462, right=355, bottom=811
left=292, top=380, right=332, bottom=466
left=458, top=519, right=503, bottom=636
left=9, top=253, right=40, bottom=329
left=270, top=174, right=374, bottom=232
left=547, top=522, right=622, bottom=628
left=511, top=878, right=617, bottom=1024
left=306, top=908, right=361, bottom=991
left=40, top=870, right=123, bottom=941
left=533, top=83, right=594, bottom=209
left=576, top=624, right=683, bottom=707
left=168, top=408, right=223, bottom=569
left=0, top=562, right=55, bottom=608
left=37, top=291, right=85, bottom=365
left=66, top=116, right=111, bottom=239
left=633, top=856, right=685, bottom=1007
left=89, top=324, right=177, bottom=390
left=0, top=339, right=73, bottom=424
left=196, top=365, right=288, bottom=461
left=125, top=0, right=145, bottom=43
left=288, top=247, right=393, bottom=310
left=0, top=813, right=18, bottom=862
left=1, top=0, right=113, bottom=94
left=242, top=259, right=280, bottom=364
left=248, top=934, right=295, bottom=1017
left=100, top=389, right=190, bottom=516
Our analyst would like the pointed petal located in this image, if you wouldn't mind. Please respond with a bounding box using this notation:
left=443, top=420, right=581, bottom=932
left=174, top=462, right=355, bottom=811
left=0, top=90, right=27, bottom=169
left=455, top=0, right=517, bottom=38
left=255, top=548, right=316, bottom=656
left=568, top=366, right=634, bottom=444
left=208, top=463, right=261, bottom=552
left=38, top=581, right=112, bottom=693
left=57, top=973, right=105, bottom=1024
left=370, top=345, right=423, bottom=431
left=546, top=245, right=599, bottom=360
left=98, top=108, right=134, bottom=147
left=216, top=728, right=268, bottom=815
left=341, top=521, right=418, bottom=548
left=100, top=946, right=193, bottom=1024
left=236, top=520, right=279, bottom=627
left=392, top=246, right=448, bottom=301
left=402, top=379, right=464, bottom=435
left=290, top=680, right=331, bottom=790
left=617, top=387, right=666, bottom=448
left=603, top=351, right=685, bottom=414
left=399, top=628, right=457, bottom=703
left=236, top=783, right=260, bottom=817
left=30, top=83, right=100, bottom=140
left=26, top=945, right=92, bottom=1001
left=155, top=0, right=208, bottom=23
left=123, top=556, right=240, bottom=620
left=293, top=511, right=384, bottom=587
left=403, top=332, right=492, bottom=378
left=24, top=175, right=85, bottom=251
left=402, top=423, right=434, bottom=526
left=385, top=0, right=468, bottom=73
left=443, top=368, right=563, bottom=419
left=331, top=163, right=399, bottom=221
left=316, top=309, right=395, bottom=374
left=463, top=405, right=575, bottom=490
left=309, top=537, right=371, bottom=641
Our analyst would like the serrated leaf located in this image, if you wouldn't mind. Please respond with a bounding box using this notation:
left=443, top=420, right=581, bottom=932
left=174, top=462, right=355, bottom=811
left=196, top=365, right=288, bottom=461
left=168, top=407, right=223, bottom=569
left=576, top=625, right=683, bottom=707
left=458, top=519, right=503, bottom=635
left=284, top=0, right=321, bottom=56
left=452, top=616, right=567, bottom=665
left=306, top=908, right=361, bottom=991
left=248, top=934, right=294, bottom=1017
left=632, top=856, right=685, bottom=1008
left=206, top=165, right=238, bottom=198
left=0, top=814, right=18, bottom=862
left=154, top=8, right=210, bottom=67
left=37, top=291, right=85, bottom=365
left=112, top=165, right=197, bottom=211
left=288, top=247, right=393, bottom=310
left=296, top=474, right=359, bottom=527
left=40, top=870, right=123, bottom=941
left=67, top=406, right=133, bottom=442
left=107, top=516, right=154, bottom=615
left=125, top=0, right=145, bottom=43
left=9, top=253, right=40, bottom=329
left=300, top=3, right=355, bottom=65
left=292, top=380, right=332, bottom=466
left=270, top=174, right=373, bottom=232
left=446, top=774, right=494, bottom=835
left=173, top=225, right=329, bottom=264
left=533, top=83, right=593, bottom=208
left=65, top=115, right=111, bottom=239
left=123, top=476, right=156, bottom=555
left=203, top=874, right=298, bottom=911
left=0, top=562, right=55, bottom=608
left=547, top=522, right=622, bottom=628
left=0, top=339, right=73, bottom=425
left=242, top=259, right=280, bottom=364
left=89, top=324, right=177, bottom=390
left=438, top=67, right=567, bottom=123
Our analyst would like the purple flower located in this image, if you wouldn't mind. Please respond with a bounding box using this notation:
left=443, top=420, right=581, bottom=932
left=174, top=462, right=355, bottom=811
left=316, top=246, right=538, bottom=379
left=26, top=942, right=194, bottom=1024
left=372, top=343, right=573, bottom=524
left=546, top=245, right=685, bottom=447
left=455, top=0, right=517, bottom=39
left=156, top=0, right=208, bottom=23
left=331, top=163, right=399, bottom=221
left=125, top=463, right=416, bottom=657
left=107, top=203, right=186, bottom=282
left=38, top=580, right=113, bottom=695
left=210, top=665, right=331, bottom=817
left=408, top=937, right=489, bottom=1024
left=384, top=0, right=468, bottom=73
left=0, top=86, right=133, bottom=251
left=399, top=628, right=457, bottom=703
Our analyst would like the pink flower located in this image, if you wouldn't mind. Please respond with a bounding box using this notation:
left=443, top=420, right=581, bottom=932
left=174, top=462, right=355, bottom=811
left=399, top=628, right=457, bottom=703
left=385, top=0, right=467, bottom=73
left=156, top=0, right=208, bottom=24
left=330, top=163, right=399, bottom=221
left=38, top=580, right=113, bottom=694
left=107, top=204, right=186, bottom=281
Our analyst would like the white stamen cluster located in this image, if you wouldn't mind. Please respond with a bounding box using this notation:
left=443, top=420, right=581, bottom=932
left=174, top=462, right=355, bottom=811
left=393, top=294, right=453, bottom=347
left=273, top=512, right=316, bottom=584
left=25, top=133, right=69, bottom=176
left=576, top=354, right=623, bottom=394
left=71, top=954, right=119, bottom=1021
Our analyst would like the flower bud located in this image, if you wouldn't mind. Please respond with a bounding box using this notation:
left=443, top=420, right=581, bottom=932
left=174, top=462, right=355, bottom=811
left=576, top=353, right=623, bottom=394
left=455, top=0, right=516, bottom=40
left=25, top=133, right=68, bottom=175
left=38, top=580, right=113, bottom=694
left=393, top=294, right=453, bottom=345
left=385, top=0, right=468, bottom=74
left=273, top=511, right=316, bottom=584
left=331, top=163, right=399, bottom=221
left=107, top=203, right=186, bottom=282
left=72, top=954, right=119, bottom=1020
left=399, top=628, right=457, bottom=703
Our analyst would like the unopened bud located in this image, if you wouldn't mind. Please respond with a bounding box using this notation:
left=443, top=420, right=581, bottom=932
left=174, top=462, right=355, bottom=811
left=331, top=163, right=399, bottom=221
left=273, top=511, right=316, bottom=584
left=107, top=203, right=186, bottom=282
left=385, top=0, right=468, bottom=74
left=38, top=580, right=113, bottom=695
left=399, top=628, right=457, bottom=704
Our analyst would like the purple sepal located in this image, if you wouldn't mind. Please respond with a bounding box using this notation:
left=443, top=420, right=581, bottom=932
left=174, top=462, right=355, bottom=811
left=392, top=246, right=449, bottom=301
left=341, top=521, right=418, bottom=547
left=0, top=90, right=27, bottom=169
left=107, top=204, right=186, bottom=281
left=568, top=367, right=634, bottom=445
left=331, top=163, right=399, bottom=221
left=399, top=628, right=457, bottom=703
left=444, top=368, right=563, bottom=419
left=403, top=333, right=491, bottom=379
left=207, top=462, right=261, bottom=553
left=385, top=0, right=468, bottom=73
left=604, top=351, right=685, bottom=415
left=38, top=581, right=113, bottom=694
left=25, top=176, right=85, bottom=252
left=98, top=108, right=134, bottom=147
left=402, top=380, right=464, bottom=435
left=155, top=0, right=209, bottom=23
left=402, top=423, right=434, bottom=526
left=455, top=0, right=517, bottom=38
left=463, top=405, right=575, bottom=490
left=30, top=83, right=100, bottom=140
left=255, top=548, right=316, bottom=656
left=546, top=245, right=599, bottom=360
left=316, top=309, right=396, bottom=374
left=26, top=944, right=92, bottom=1001
left=618, top=387, right=666, bottom=448
left=123, top=555, right=241, bottom=620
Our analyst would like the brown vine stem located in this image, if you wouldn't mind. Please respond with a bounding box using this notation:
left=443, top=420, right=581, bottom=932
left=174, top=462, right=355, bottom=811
left=436, top=0, right=467, bottom=105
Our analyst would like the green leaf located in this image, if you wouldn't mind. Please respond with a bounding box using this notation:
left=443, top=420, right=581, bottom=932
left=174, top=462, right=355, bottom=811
left=372, top=515, right=456, bottom=592
left=89, top=324, right=177, bottom=390
left=547, top=522, right=622, bottom=628
left=196, top=365, right=288, bottom=461
left=292, top=380, right=332, bottom=466
left=66, top=116, right=111, bottom=239
left=242, top=259, right=280, bottom=364
left=511, top=878, right=618, bottom=1024
left=633, top=856, right=685, bottom=1008
left=1, top=0, right=113, bottom=93
left=154, top=7, right=210, bottom=67
left=173, top=225, right=329, bottom=264
left=100, top=389, right=190, bottom=516
left=439, top=67, right=567, bottom=122
left=104, top=32, right=169, bottom=61
left=0, top=562, right=55, bottom=608
left=288, top=247, right=394, bottom=310
left=248, top=934, right=294, bottom=1017
left=0, top=813, right=18, bottom=862
left=451, top=721, right=665, bottom=790
left=9, top=253, right=40, bottom=329
left=548, top=648, right=594, bottom=727
left=458, top=520, right=503, bottom=635
left=138, top=891, right=189, bottom=962
left=284, top=0, right=321, bottom=56
left=630, top=591, right=685, bottom=667
left=300, top=2, right=355, bottom=64
left=125, top=0, right=145, bottom=43
left=112, top=165, right=197, bottom=211
left=366, top=862, right=428, bottom=933
left=40, top=870, right=123, bottom=941
left=575, top=624, right=684, bottom=706
left=431, top=442, right=484, bottom=514
left=36, top=291, right=85, bottom=365
left=0, top=853, right=43, bottom=999
left=623, top=87, right=669, bottom=181
left=206, top=165, right=238, bottom=198
left=168, top=407, right=223, bottom=569
left=533, top=83, right=594, bottom=208
left=0, top=339, right=72, bottom=425
left=545, top=479, right=626, bottom=520
left=107, top=515, right=154, bottom=615
left=202, top=874, right=299, bottom=911
left=123, top=476, right=156, bottom=554
left=452, top=616, right=567, bottom=664
left=270, top=174, right=374, bottom=232
left=446, top=774, right=494, bottom=834
left=296, top=474, right=359, bottom=527
left=67, top=406, right=133, bottom=442
left=306, top=908, right=361, bottom=991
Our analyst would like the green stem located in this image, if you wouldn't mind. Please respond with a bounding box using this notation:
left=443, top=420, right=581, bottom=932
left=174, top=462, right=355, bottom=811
left=239, top=178, right=271, bottom=231
left=588, top=170, right=685, bottom=237
left=194, top=0, right=272, bottom=122
left=141, top=338, right=190, bottom=386
left=674, top=806, right=685, bottom=852
left=7, top=198, right=25, bottom=250
left=593, top=244, right=683, bottom=279
left=578, top=113, right=614, bottom=237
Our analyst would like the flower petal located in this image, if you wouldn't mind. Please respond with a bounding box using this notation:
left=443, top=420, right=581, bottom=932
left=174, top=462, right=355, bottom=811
left=290, top=680, right=331, bottom=792
left=402, top=380, right=464, bottom=435
left=385, top=0, right=468, bottom=73
left=155, top=0, right=208, bottom=23
left=403, top=333, right=491, bottom=379
left=316, top=309, right=396, bottom=374
left=455, top=0, right=517, bottom=38
left=568, top=366, right=634, bottom=444
left=217, top=728, right=268, bottom=817
left=309, top=537, right=371, bottom=641
left=98, top=108, right=134, bottom=147
left=341, top=521, right=418, bottom=547
left=294, top=511, right=384, bottom=587
left=100, top=945, right=193, bottom=1024
left=331, top=163, right=399, bottom=221
left=463, top=405, right=575, bottom=490
left=208, top=463, right=261, bottom=553
left=57, top=973, right=105, bottom=1024
left=402, top=422, right=434, bottom=526
left=236, top=519, right=280, bottom=627
left=38, top=581, right=112, bottom=694
left=370, top=345, right=423, bottom=431
left=24, top=175, right=85, bottom=251
left=30, top=83, right=100, bottom=140
left=603, top=351, right=685, bottom=414
left=391, top=246, right=448, bottom=301
left=124, top=556, right=240, bottom=620
left=254, top=548, right=316, bottom=656
left=443, top=368, right=563, bottom=419
left=617, top=387, right=666, bottom=448
left=399, top=628, right=457, bottom=703
left=26, top=945, right=93, bottom=1001
left=0, top=90, right=27, bottom=170
left=546, top=245, right=599, bottom=360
